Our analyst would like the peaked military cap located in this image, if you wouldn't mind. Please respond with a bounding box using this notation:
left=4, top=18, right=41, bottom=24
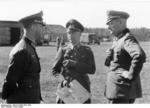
left=106, top=10, right=129, bottom=24
left=19, top=11, right=45, bottom=26
left=66, top=19, right=84, bottom=32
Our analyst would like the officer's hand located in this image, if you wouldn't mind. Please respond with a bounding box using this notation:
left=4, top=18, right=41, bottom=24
left=106, top=48, right=113, bottom=57
left=63, top=59, right=76, bottom=68
left=120, top=71, right=133, bottom=80
left=62, top=80, right=68, bottom=86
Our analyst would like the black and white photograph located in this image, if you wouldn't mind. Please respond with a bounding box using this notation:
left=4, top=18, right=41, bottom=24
left=0, top=0, right=150, bottom=106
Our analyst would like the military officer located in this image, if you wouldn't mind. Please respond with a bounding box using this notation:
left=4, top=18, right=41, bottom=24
left=104, top=10, right=146, bottom=103
left=2, top=11, right=45, bottom=103
left=52, top=19, right=96, bottom=104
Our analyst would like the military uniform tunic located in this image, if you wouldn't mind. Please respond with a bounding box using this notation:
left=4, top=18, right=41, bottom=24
left=105, top=29, right=146, bottom=99
left=52, top=43, right=96, bottom=103
left=2, top=37, right=42, bottom=103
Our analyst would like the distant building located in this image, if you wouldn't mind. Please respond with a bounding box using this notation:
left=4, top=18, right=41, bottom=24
left=0, top=21, right=23, bottom=46
left=43, top=24, right=67, bottom=45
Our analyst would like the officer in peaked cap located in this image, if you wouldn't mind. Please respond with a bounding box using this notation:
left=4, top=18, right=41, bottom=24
left=2, top=11, right=45, bottom=103
left=106, top=10, right=129, bottom=25
left=104, top=10, right=146, bottom=104
left=19, top=11, right=45, bottom=26
left=52, top=19, right=95, bottom=104
left=66, top=19, right=84, bottom=32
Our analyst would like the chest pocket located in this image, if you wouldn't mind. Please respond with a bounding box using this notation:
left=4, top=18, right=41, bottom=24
left=75, top=47, right=87, bottom=63
left=64, top=47, right=87, bottom=63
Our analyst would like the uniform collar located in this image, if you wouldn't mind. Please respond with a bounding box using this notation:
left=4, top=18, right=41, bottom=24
left=23, top=37, right=36, bottom=49
left=68, top=42, right=81, bottom=50
left=116, top=28, right=130, bottom=40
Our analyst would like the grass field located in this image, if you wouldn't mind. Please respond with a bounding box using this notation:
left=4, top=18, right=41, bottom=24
left=0, top=42, right=150, bottom=104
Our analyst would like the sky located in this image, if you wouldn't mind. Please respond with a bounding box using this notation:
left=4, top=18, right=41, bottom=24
left=0, top=0, right=150, bottom=28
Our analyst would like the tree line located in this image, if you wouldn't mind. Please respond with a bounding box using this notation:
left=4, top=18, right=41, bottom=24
left=84, top=27, right=150, bottom=41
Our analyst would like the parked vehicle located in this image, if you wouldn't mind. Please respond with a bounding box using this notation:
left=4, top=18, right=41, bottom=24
left=80, top=33, right=100, bottom=45
left=89, top=33, right=100, bottom=45
left=80, top=33, right=90, bottom=44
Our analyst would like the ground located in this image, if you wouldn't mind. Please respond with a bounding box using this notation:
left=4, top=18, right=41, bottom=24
left=0, top=42, right=150, bottom=103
